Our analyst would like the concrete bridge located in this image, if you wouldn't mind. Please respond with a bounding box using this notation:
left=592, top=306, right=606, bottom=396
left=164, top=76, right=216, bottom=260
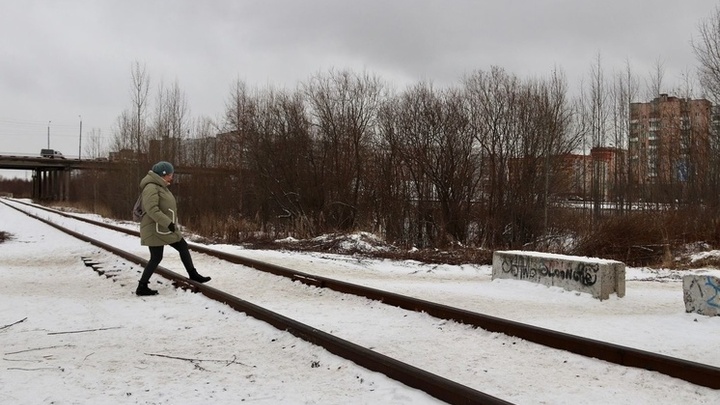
left=0, top=154, right=233, bottom=201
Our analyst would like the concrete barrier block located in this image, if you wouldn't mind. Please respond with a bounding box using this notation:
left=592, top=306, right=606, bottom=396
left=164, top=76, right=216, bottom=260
left=683, top=275, right=720, bottom=316
left=492, top=250, right=626, bottom=300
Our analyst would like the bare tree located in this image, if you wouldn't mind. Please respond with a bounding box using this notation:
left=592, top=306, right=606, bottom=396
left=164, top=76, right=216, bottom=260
left=219, top=78, right=261, bottom=223
left=304, top=69, right=385, bottom=231
left=536, top=69, right=583, bottom=232
left=374, top=95, right=416, bottom=243
left=385, top=82, right=479, bottom=246
left=130, top=61, right=150, bottom=155
left=609, top=59, right=639, bottom=211
left=582, top=53, right=613, bottom=219
left=100, top=62, right=152, bottom=220
left=645, top=57, right=666, bottom=100
left=464, top=67, right=520, bottom=247
left=112, top=110, right=134, bottom=152
left=223, top=79, right=256, bottom=169
left=151, top=79, right=189, bottom=163
left=675, top=66, right=698, bottom=99
left=692, top=8, right=720, bottom=208
left=248, top=87, right=318, bottom=235
left=185, top=116, right=218, bottom=167
left=83, top=128, right=108, bottom=159
left=588, top=52, right=610, bottom=148
left=693, top=6, right=720, bottom=103
left=463, top=66, right=579, bottom=248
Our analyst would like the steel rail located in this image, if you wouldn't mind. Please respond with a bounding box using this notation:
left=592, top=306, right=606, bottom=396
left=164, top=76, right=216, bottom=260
left=9, top=198, right=720, bottom=389
left=2, top=199, right=511, bottom=405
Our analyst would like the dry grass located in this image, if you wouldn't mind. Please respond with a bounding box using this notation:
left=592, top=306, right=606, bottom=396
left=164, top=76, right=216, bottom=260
left=25, top=201, right=720, bottom=269
left=182, top=207, right=720, bottom=268
left=0, top=231, right=10, bottom=243
left=49, top=201, right=115, bottom=219
left=571, top=208, right=719, bottom=268
left=375, top=246, right=494, bottom=265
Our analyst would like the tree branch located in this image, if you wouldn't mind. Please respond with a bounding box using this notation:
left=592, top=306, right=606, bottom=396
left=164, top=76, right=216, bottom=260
left=5, top=345, right=75, bottom=355
left=0, top=317, right=27, bottom=330
left=145, top=353, right=248, bottom=367
left=7, top=367, right=64, bottom=372
left=47, top=327, right=121, bottom=336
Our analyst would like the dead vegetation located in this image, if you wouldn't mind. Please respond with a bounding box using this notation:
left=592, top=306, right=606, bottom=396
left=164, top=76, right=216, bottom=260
left=220, top=231, right=494, bottom=266
left=30, top=200, right=720, bottom=270
left=232, top=208, right=720, bottom=269
left=569, top=209, right=719, bottom=268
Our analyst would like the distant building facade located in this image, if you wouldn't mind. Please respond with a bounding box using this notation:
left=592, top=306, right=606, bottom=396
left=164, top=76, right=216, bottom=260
left=554, top=147, right=624, bottom=202
left=629, top=94, right=712, bottom=200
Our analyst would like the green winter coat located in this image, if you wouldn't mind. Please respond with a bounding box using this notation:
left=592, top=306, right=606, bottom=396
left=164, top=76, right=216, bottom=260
left=139, top=171, right=182, bottom=246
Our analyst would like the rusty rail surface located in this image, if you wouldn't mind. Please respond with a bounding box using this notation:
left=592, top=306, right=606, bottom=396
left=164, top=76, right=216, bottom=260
left=7, top=198, right=720, bottom=390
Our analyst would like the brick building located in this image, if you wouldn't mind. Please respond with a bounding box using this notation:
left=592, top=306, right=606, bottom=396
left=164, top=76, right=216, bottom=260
left=628, top=94, right=712, bottom=199
left=555, top=147, right=623, bottom=201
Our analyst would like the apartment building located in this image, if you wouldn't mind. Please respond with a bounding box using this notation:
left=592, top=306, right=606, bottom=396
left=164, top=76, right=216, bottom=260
left=628, top=94, right=712, bottom=200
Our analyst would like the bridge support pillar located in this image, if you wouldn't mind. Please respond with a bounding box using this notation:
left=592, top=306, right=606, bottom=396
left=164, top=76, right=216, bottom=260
left=33, top=168, right=70, bottom=201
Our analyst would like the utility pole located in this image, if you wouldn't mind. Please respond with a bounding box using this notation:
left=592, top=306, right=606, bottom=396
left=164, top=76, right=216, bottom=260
left=78, top=115, right=83, bottom=159
left=47, top=121, right=51, bottom=148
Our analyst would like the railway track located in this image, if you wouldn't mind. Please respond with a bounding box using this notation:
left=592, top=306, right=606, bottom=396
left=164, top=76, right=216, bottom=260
left=3, top=198, right=720, bottom=404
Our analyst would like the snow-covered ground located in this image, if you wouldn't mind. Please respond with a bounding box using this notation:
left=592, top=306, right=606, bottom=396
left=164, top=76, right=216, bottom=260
left=1, top=198, right=719, bottom=404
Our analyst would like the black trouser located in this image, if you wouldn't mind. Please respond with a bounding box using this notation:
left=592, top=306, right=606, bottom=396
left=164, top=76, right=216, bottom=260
left=139, top=238, right=195, bottom=283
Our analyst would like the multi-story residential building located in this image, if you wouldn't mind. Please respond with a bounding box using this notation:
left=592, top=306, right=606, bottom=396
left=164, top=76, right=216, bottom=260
left=629, top=94, right=712, bottom=201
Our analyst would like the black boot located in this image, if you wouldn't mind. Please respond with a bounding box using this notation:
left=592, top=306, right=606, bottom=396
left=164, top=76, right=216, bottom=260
left=188, top=269, right=211, bottom=283
left=136, top=281, right=158, bottom=296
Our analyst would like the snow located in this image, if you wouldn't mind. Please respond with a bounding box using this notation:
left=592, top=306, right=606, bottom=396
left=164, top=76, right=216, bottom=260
left=495, top=249, right=623, bottom=264
left=1, top=198, right=719, bottom=404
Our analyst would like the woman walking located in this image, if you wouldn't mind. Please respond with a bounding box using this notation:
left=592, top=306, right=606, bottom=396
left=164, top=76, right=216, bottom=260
left=136, top=161, right=211, bottom=296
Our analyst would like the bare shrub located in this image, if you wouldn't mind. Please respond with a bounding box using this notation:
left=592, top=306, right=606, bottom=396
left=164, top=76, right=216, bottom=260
left=377, top=246, right=493, bottom=265
left=522, top=206, right=591, bottom=254
left=679, top=255, right=720, bottom=269
left=188, top=210, right=323, bottom=246
left=187, top=213, right=252, bottom=244
left=572, top=208, right=719, bottom=267
left=572, top=213, right=665, bottom=266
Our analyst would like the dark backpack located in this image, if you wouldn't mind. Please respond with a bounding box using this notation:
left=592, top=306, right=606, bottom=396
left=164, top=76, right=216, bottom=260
left=132, top=193, right=144, bottom=222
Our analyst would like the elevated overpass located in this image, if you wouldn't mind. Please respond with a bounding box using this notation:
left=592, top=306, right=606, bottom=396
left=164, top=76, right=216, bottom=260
left=0, top=154, right=234, bottom=200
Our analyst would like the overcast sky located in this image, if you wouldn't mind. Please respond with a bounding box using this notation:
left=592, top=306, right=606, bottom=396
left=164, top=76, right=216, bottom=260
left=0, top=0, right=717, bottom=166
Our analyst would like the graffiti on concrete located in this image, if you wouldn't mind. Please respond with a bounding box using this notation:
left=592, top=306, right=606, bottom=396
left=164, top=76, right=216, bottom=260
left=501, top=257, right=599, bottom=287
left=703, top=277, right=720, bottom=309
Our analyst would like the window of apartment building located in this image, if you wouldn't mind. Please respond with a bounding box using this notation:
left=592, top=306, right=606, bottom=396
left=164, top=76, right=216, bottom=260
left=647, top=156, right=657, bottom=178
left=629, top=138, right=638, bottom=149
left=647, top=143, right=658, bottom=178
left=680, top=134, right=690, bottom=151
left=648, top=131, right=658, bottom=146
left=649, top=118, right=660, bottom=131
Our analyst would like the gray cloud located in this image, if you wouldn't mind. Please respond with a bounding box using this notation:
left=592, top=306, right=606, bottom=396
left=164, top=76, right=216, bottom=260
left=0, top=0, right=716, bottom=165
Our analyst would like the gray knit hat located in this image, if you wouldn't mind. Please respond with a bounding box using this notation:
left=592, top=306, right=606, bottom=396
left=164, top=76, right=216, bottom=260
left=152, top=161, right=174, bottom=176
